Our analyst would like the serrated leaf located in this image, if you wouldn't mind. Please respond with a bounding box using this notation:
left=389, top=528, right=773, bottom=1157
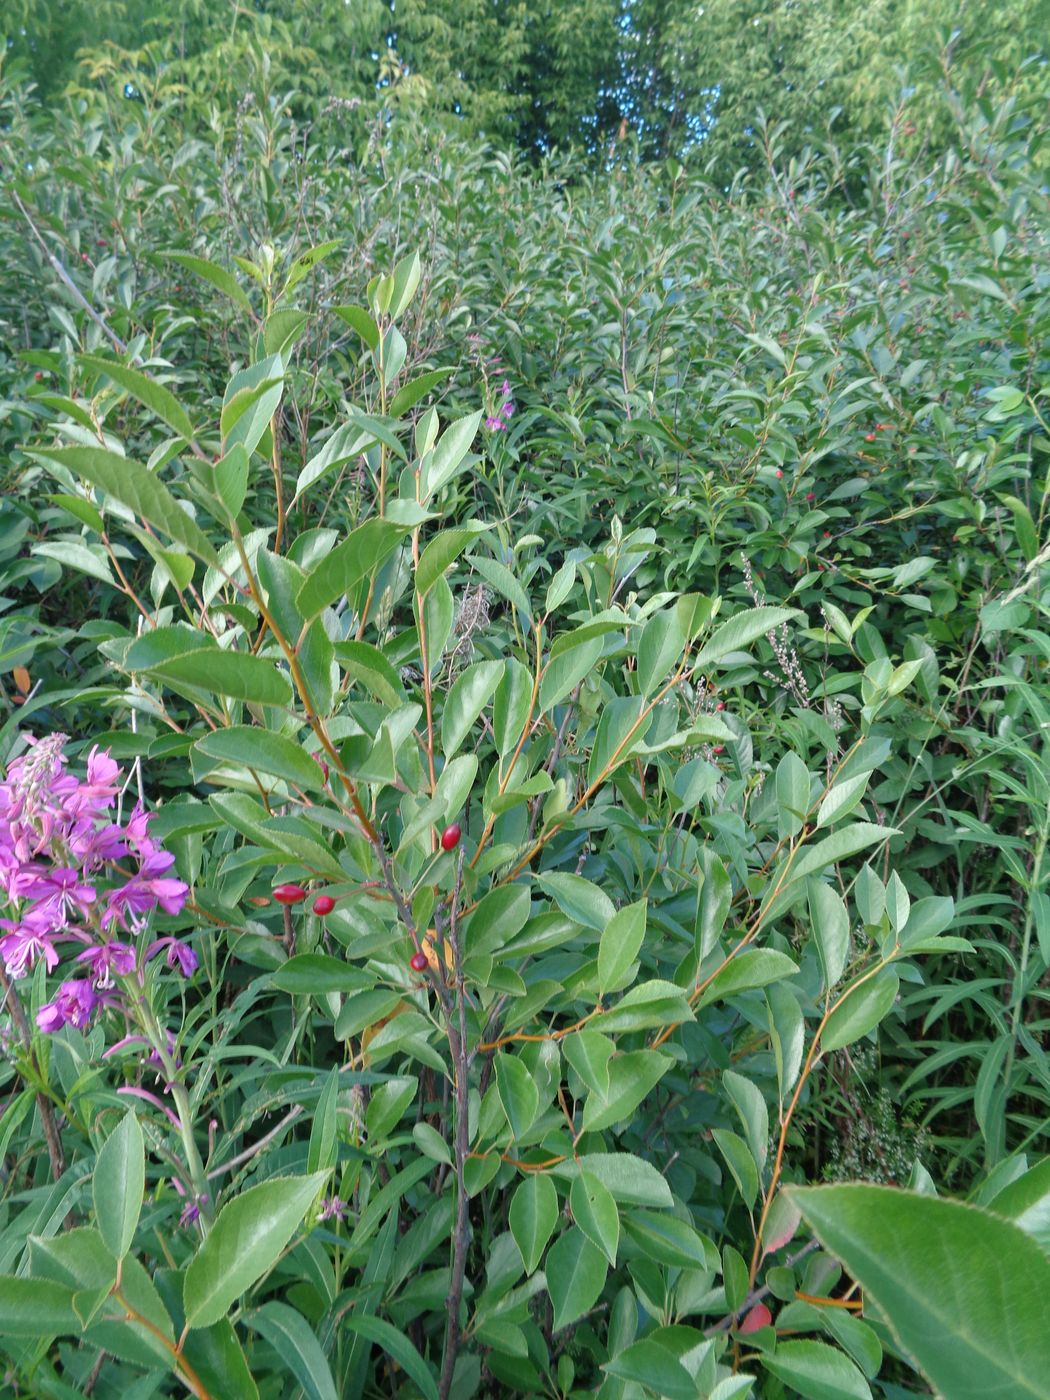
left=791, top=1185, right=1050, bottom=1400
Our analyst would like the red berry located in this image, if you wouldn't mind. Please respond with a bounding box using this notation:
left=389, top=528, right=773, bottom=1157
left=272, top=883, right=306, bottom=905
left=712, top=745, right=724, bottom=755
left=409, top=951, right=428, bottom=973
left=738, top=1302, right=772, bottom=1334
left=806, top=492, right=815, bottom=501
left=823, top=530, right=831, bottom=538
left=774, top=469, right=784, bottom=479
left=313, top=894, right=336, bottom=916
left=440, top=822, right=461, bottom=852
left=864, top=432, right=877, bottom=441
left=34, top=371, right=43, bottom=381
left=715, top=701, right=725, bottom=711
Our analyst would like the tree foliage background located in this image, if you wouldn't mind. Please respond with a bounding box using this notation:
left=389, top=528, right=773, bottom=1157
left=1, top=3, right=1049, bottom=1399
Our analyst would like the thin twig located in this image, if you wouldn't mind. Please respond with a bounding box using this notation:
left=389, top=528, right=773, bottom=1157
left=13, top=190, right=127, bottom=353
left=438, top=852, right=471, bottom=1400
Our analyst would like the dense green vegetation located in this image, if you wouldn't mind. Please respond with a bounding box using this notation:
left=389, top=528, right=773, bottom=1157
left=0, top=9, right=1048, bottom=1399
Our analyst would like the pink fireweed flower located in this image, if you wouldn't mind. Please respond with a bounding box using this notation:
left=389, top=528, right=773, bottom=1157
left=104, top=849, right=189, bottom=927
left=25, top=867, right=96, bottom=925
left=36, top=978, right=99, bottom=1032
left=122, top=803, right=160, bottom=858
left=485, top=415, right=505, bottom=431
left=318, top=1196, right=347, bottom=1222
left=76, top=940, right=137, bottom=988
left=146, top=936, right=198, bottom=978
left=0, top=920, right=60, bottom=979
left=69, top=819, right=127, bottom=867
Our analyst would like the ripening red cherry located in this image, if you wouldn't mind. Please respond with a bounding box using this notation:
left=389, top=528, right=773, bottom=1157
left=313, top=894, right=336, bottom=916
left=738, top=1302, right=772, bottom=1334
left=272, top=883, right=306, bottom=905
left=409, top=951, right=429, bottom=973
left=774, top=469, right=784, bottom=479
left=865, top=432, right=877, bottom=441
left=715, top=701, right=725, bottom=711
left=440, top=822, right=462, bottom=852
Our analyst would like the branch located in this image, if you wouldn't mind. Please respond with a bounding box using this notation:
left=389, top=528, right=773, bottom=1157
left=13, top=189, right=127, bottom=354
left=438, top=854, right=471, bottom=1400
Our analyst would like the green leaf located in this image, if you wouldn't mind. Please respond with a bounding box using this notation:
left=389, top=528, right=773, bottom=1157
left=297, top=519, right=409, bottom=621
left=604, top=1339, right=697, bottom=1400
left=293, top=422, right=375, bottom=501
left=183, top=1173, right=327, bottom=1329
left=194, top=728, right=326, bottom=792
left=340, top=1315, right=438, bottom=1400
left=423, top=411, right=483, bottom=497
left=214, top=443, right=250, bottom=519
left=334, top=640, right=406, bottom=708
left=986, top=1157, right=1050, bottom=1254
left=582, top=1050, right=673, bottom=1133
left=821, top=970, right=899, bottom=1053
left=79, top=353, right=195, bottom=441
left=817, top=772, right=869, bottom=829
left=152, top=649, right=292, bottom=705
left=762, top=1339, right=872, bottom=1400
left=595, top=979, right=694, bottom=1033
left=495, top=1053, right=540, bottom=1142
left=269, top=956, right=372, bottom=995
left=388, top=368, right=453, bottom=418
left=696, top=853, right=732, bottom=958
left=165, top=251, right=254, bottom=312
left=546, top=1228, right=608, bottom=1331
left=587, top=695, right=653, bottom=786
left=0, top=1277, right=79, bottom=1336
left=247, top=1302, right=337, bottom=1400
left=562, top=1030, right=614, bottom=1097
left=30, top=445, right=220, bottom=566
left=412, top=1122, right=451, bottom=1165
left=597, top=899, right=647, bottom=994
left=571, top=1171, right=619, bottom=1265
left=509, top=1173, right=559, bottom=1274
left=791, top=1185, right=1050, bottom=1400
left=776, top=751, right=811, bottom=840
left=723, top=1070, right=768, bottom=1173
left=563, top=1153, right=674, bottom=1208
left=307, top=1067, right=340, bottom=1177
left=415, top=522, right=490, bottom=597
left=809, top=880, right=850, bottom=989
left=537, top=872, right=615, bottom=931
left=331, top=304, right=379, bottom=350
left=698, top=950, right=799, bottom=1008
left=93, top=1109, right=144, bottom=1260
left=622, top=1210, right=717, bottom=1270
left=692, top=606, right=802, bottom=669
left=789, top=824, right=900, bottom=884
left=637, top=607, right=687, bottom=696
left=712, top=1128, right=759, bottom=1208
left=538, top=630, right=604, bottom=713
left=440, top=658, right=502, bottom=758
